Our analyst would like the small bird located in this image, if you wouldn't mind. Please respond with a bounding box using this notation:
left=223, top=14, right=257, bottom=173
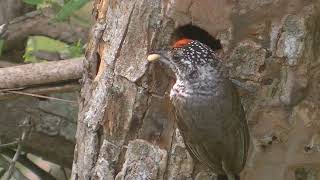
left=147, top=38, right=250, bottom=180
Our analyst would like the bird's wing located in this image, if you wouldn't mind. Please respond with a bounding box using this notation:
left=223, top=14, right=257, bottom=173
left=200, top=81, right=249, bottom=173
left=174, top=104, right=225, bottom=174
left=218, top=84, right=250, bottom=173
left=172, top=80, right=249, bottom=174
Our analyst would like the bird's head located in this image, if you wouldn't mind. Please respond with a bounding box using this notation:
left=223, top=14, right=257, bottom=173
left=147, top=38, right=220, bottom=81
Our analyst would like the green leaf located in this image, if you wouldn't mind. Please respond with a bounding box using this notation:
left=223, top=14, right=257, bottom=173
left=67, top=40, right=84, bottom=57
left=22, top=0, right=44, bottom=5
left=55, top=0, right=88, bottom=21
left=23, top=36, right=67, bottom=62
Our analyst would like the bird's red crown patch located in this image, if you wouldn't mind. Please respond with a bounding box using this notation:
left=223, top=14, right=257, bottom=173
left=172, top=38, right=192, bottom=48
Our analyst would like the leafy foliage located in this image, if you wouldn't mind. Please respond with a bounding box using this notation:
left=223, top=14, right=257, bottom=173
left=22, top=0, right=89, bottom=22
left=55, top=0, right=89, bottom=21
left=22, top=0, right=44, bottom=5
left=23, top=36, right=84, bottom=63
left=67, top=40, right=84, bottom=58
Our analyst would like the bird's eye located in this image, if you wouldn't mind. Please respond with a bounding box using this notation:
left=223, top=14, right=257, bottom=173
left=170, top=49, right=185, bottom=63
left=172, top=54, right=180, bottom=61
left=177, top=49, right=184, bottom=55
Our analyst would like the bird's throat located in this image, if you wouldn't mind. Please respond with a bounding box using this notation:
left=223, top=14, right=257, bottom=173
left=170, top=77, right=218, bottom=99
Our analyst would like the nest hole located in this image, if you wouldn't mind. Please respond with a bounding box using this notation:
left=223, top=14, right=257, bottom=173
left=171, top=24, right=222, bottom=51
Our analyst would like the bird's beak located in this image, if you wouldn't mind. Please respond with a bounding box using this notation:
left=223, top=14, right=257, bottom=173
left=147, top=49, right=170, bottom=62
left=147, top=50, right=176, bottom=73
left=147, top=53, right=161, bottom=62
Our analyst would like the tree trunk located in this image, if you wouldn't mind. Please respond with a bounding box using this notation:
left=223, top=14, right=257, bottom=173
left=72, top=0, right=320, bottom=180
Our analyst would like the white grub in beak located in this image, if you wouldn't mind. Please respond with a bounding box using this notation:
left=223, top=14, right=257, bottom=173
left=147, top=54, right=161, bottom=62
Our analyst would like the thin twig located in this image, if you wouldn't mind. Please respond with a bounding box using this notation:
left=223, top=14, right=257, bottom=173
left=4, top=90, right=76, bottom=104
left=0, top=82, right=79, bottom=101
left=1, top=149, right=56, bottom=180
left=0, top=87, right=25, bottom=92
left=61, top=166, right=68, bottom=180
left=0, top=140, right=19, bottom=148
left=4, top=118, right=32, bottom=180
left=0, top=23, right=7, bottom=37
left=4, top=137, right=24, bottom=180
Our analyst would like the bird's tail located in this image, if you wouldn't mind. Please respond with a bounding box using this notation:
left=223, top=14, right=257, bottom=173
left=217, top=174, right=240, bottom=180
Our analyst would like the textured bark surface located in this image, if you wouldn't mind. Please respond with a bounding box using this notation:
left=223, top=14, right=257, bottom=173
left=73, top=0, right=320, bottom=180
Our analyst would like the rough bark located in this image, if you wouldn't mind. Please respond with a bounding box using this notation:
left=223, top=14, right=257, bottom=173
left=0, top=57, right=84, bottom=89
left=73, top=0, right=320, bottom=180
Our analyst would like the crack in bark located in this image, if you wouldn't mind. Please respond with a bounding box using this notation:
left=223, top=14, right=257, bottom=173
left=86, top=22, right=107, bottom=81
left=85, top=2, right=139, bottom=179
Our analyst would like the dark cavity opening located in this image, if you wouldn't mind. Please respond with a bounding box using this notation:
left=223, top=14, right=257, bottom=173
left=171, top=24, right=222, bottom=51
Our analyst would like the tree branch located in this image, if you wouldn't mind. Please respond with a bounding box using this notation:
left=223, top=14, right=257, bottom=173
left=0, top=57, right=84, bottom=89
left=0, top=60, right=18, bottom=68
left=1, top=8, right=89, bottom=52
left=4, top=117, right=32, bottom=180
left=4, top=90, right=77, bottom=104
left=0, top=82, right=80, bottom=101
